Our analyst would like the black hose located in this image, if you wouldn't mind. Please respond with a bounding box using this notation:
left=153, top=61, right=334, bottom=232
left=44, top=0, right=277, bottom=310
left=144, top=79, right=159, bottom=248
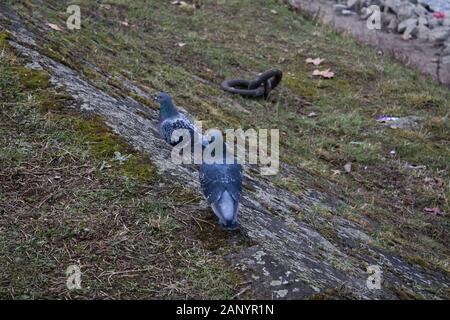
left=220, top=69, right=282, bottom=99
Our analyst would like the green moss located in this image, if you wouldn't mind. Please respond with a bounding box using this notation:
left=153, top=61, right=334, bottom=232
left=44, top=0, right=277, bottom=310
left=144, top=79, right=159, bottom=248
left=341, top=142, right=379, bottom=164
left=14, top=66, right=50, bottom=90
left=73, top=116, right=158, bottom=182
left=284, top=73, right=318, bottom=100
left=401, top=93, right=443, bottom=110
left=129, top=92, right=159, bottom=111
left=122, top=155, right=158, bottom=182
left=0, top=31, right=11, bottom=46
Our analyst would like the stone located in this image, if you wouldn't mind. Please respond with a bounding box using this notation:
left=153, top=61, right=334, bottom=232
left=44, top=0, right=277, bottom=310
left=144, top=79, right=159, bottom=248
left=428, top=27, right=450, bottom=43
left=417, top=24, right=430, bottom=40
left=341, top=9, right=357, bottom=16
left=347, top=0, right=360, bottom=10
left=413, top=4, right=429, bottom=17
left=397, top=3, right=414, bottom=20
left=334, top=4, right=349, bottom=12
left=443, top=41, right=450, bottom=54
left=398, top=17, right=418, bottom=33
left=377, top=116, right=422, bottom=129
left=418, top=16, right=428, bottom=27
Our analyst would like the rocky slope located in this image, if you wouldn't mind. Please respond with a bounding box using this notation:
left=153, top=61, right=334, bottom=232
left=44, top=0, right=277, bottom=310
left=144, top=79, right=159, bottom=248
left=1, top=0, right=449, bottom=299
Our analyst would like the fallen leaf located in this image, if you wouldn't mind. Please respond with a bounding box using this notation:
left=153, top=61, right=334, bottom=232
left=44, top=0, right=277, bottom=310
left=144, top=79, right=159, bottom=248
left=46, top=23, right=62, bottom=31
left=423, top=207, right=447, bottom=216
left=312, top=69, right=334, bottom=79
left=306, top=57, right=324, bottom=66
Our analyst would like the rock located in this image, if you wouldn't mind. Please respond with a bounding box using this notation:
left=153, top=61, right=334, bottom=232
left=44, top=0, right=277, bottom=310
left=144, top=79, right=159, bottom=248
left=417, top=24, right=430, bottom=40
left=344, top=163, right=352, bottom=173
left=386, top=14, right=399, bottom=30
left=398, top=17, right=417, bottom=33
left=334, top=4, right=349, bottom=12
left=397, top=3, right=414, bottom=21
left=346, top=0, right=360, bottom=10
left=398, top=18, right=418, bottom=39
left=418, top=16, right=428, bottom=27
left=443, top=41, right=450, bottom=54
left=428, top=27, right=450, bottom=43
left=376, top=116, right=422, bottom=129
left=25, top=61, right=43, bottom=70
left=413, top=4, right=429, bottom=17
left=341, top=9, right=357, bottom=16
left=384, top=0, right=402, bottom=15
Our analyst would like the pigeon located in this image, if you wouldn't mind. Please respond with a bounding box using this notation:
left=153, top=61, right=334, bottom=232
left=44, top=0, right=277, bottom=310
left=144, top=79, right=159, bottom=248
left=154, top=92, right=207, bottom=149
left=199, top=139, right=243, bottom=230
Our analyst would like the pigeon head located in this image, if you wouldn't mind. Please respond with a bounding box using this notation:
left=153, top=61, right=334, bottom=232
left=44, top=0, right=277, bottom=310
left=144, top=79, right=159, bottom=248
left=211, top=189, right=240, bottom=231
left=154, top=92, right=172, bottom=104
left=154, top=92, right=178, bottom=118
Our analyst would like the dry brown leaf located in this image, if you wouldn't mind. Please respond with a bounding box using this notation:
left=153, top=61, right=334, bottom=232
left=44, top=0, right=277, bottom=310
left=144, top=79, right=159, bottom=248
left=46, top=23, right=62, bottom=31
left=312, top=69, right=335, bottom=79
left=306, top=57, right=324, bottom=66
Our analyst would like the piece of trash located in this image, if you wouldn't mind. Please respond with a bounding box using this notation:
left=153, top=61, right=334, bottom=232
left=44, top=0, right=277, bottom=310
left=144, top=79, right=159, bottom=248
left=177, top=42, right=187, bottom=47
left=376, top=116, right=421, bottom=129
left=100, top=4, right=112, bottom=10
left=113, top=151, right=131, bottom=164
left=172, top=1, right=195, bottom=9
left=390, top=149, right=396, bottom=156
left=423, top=207, right=447, bottom=216
left=404, top=164, right=426, bottom=170
left=46, top=23, right=63, bottom=31
left=312, top=69, right=334, bottom=79
left=433, top=12, right=445, bottom=19
left=306, top=57, right=325, bottom=66
left=331, top=169, right=341, bottom=175
left=376, top=116, right=399, bottom=122
left=307, top=112, right=317, bottom=117
left=120, top=20, right=129, bottom=26
left=344, top=163, right=352, bottom=173
left=270, top=9, right=278, bottom=14
left=99, top=160, right=111, bottom=171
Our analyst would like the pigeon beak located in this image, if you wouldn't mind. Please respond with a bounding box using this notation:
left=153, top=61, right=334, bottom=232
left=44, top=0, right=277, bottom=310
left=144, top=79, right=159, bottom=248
left=220, top=220, right=239, bottom=231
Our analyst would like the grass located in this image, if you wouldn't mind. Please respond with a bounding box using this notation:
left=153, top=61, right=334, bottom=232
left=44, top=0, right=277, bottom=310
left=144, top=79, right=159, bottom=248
left=0, top=0, right=449, bottom=298
left=0, top=39, right=247, bottom=299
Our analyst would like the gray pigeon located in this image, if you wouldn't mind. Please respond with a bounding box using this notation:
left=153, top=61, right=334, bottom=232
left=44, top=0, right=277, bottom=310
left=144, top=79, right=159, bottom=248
left=199, top=142, right=243, bottom=230
left=154, top=92, right=207, bottom=149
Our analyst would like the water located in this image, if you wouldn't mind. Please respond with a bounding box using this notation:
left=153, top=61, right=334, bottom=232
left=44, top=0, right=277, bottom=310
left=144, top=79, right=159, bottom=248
left=420, top=0, right=450, bottom=12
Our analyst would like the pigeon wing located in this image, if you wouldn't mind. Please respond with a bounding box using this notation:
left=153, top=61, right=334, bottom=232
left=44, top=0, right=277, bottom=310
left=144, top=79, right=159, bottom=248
left=199, top=163, right=243, bottom=204
left=160, top=116, right=196, bottom=146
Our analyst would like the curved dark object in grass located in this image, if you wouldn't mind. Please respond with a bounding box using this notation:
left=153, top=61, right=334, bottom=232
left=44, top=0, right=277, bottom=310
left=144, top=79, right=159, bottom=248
left=221, top=69, right=282, bottom=99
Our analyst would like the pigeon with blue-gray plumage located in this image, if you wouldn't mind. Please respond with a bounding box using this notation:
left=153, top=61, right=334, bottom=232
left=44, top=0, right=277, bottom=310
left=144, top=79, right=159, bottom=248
left=200, top=141, right=243, bottom=230
left=154, top=92, right=207, bottom=149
